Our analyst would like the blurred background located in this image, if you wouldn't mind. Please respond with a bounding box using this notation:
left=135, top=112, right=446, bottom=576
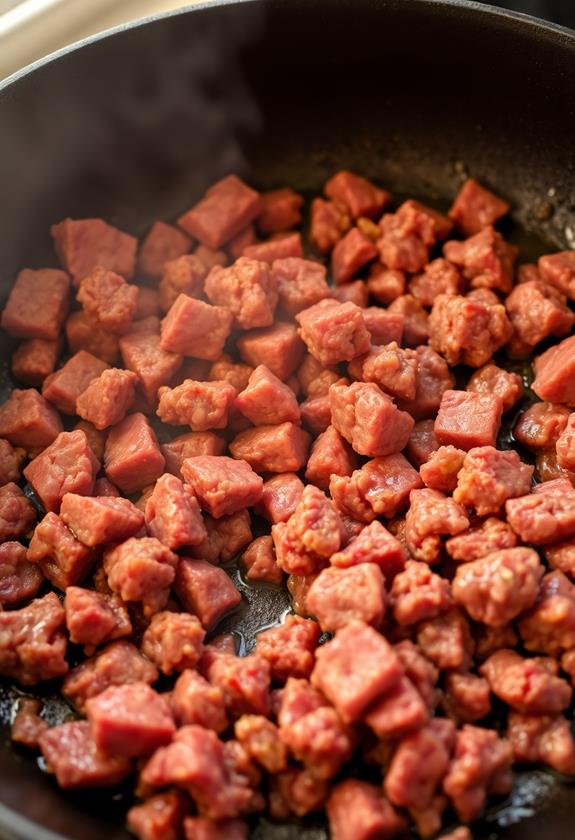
left=0, top=0, right=573, bottom=82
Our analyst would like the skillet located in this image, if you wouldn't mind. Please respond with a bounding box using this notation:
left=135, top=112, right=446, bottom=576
left=0, top=0, right=574, bottom=837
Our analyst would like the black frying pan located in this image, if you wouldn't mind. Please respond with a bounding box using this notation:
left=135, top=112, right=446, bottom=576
left=0, top=1, right=574, bottom=838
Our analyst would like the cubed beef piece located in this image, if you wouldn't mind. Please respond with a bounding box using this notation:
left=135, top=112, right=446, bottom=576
left=394, top=640, right=439, bottom=711
left=446, top=516, right=518, bottom=562
left=296, top=300, right=370, bottom=366
left=532, top=334, right=575, bottom=406
left=135, top=286, right=170, bottom=320
left=300, top=392, right=333, bottom=435
left=505, top=279, right=574, bottom=357
left=160, top=294, right=233, bottom=360
left=0, top=438, right=23, bottom=485
left=385, top=720, right=454, bottom=811
left=182, top=455, right=262, bottom=518
left=506, top=483, right=575, bottom=544
left=269, top=766, right=329, bottom=819
left=508, top=712, right=575, bottom=775
left=467, top=364, right=524, bottom=413
left=159, top=253, right=208, bottom=311
left=545, top=540, right=575, bottom=577
left=272, top=257, right=330, bottom=315
left=443, top=672, right=491, bottom=724
left=138, top=220, right=191, bottom=278
left=183, top=817, right=248, bottom=840
left=257, top=187, right=303, bottom=234
left=0, top=542, right=42, bottom=608
left=256, top=615, right=320, bottom=681
left=235, top=364, right=300, bottom=425
left=39, top=721, right=131, bottom=788
left=188, top=510, right=251, bottom=565
left=453, top=546, right=542, bottom=627
left=448, top=178, right=510, bottom=235
left=328, top=780, right=407, bottom=840
left=104, top=413, right=164, bottom=494
left=241, top=536, right=282, bottom=585
left=377, top=209, right=433, bottom=273
left=161, top=432, right=224, bottom=479
left=120, top=330, right=182, bottom=403
left=145, top=474, right=206, bottom=549
left=172, top=669, right=228, bottom=732
left=208, top=355, right=254, bottom=392
left=306, top=564, right=387, bottom=632
left=478, top=624, right=528, bottom=661
left=429, top=293, right=512, bottom=367
left=435, top=390, right=503, bottom=450
left=444, top=226, right=517, bottom=293
left=272, top=485, right=341, bottom=575
left=64, top=586, right=131, bottom=647
left=365, top=673, right=429, bottom=740
left=538, top=249, right=575, bottom=299
left=0, top=482, right=36, bottom=541
left=442, top=725, right=513, bottom=822
left=28, top=512, right=98, bottom=589
left=405, top=488, right=469, bottom=563
left=330, top=454, right=422, bottom=523
left=387, top=294, right=429, bottom=346
left=277, top=677, right=328, bottom=728
left=362, top=308, right=405, bottom=348
left=24, top=429, right=99, bottom=513
left=325, top=170, right=390, bottom=219
left=330, top=520, right=407, bottom=582
left=255, top=472, right=304, bottom=523
left=1, top=268, right=70, bottom=340
left=141, top=611, right=205, bottom=675
left=51, top=217, right=136, bottom=282
left=390, top=560, right=452, bottom=625
left=12, top=337, right=61, bottom=385
left=331, top=227, right=378, bottom=285
left=367, top=264, right=406, bottom=305
left=557, top=414, right=575, bottom=470
left=311, top=620, right=402, bottom=722
left=234, top=715, right=287, bottom=773
left=66, top=310, right=120, bottom=365
left=237, top=321, right=305, bottom=381
left=60, top=493, right=144, bottom=546
left=205, top=652, right=270, bottom=718
left=175, top=558, right=241, bottom=630
left=73, top=419, right=106, bottom=461
left=76, top=368, right=137, bottom=430
left=205, top=257, right=278, bottom=329
left=397, top=345, right=454, bottom=421
left=42, top=350, right=109, bottom=415
left=410, top=258, right=464, bottom=307
left=10, top=697, right=48, bottom=749
left=361, top=343, right=418, bottom=402
left=406, top=419, right=440, bottom=466
left=480, top=649, right=571, bottom=714
left=309, top=197, right=351, bottom=253
left=62, top=640, right=157, bottom=711
left=297, top=355, right=337, bottom=396
left=77, top=266, right=138, bottom=335
left=194, top=244, right=227, bottom=270
left=417, top=609, right=474, bottom=671
left=305, top=425, right=357, bottom=490
left=453, top=446, right=533, bottom=516
left=0, top=592, right=67, bottom=685
left=86, top=682, right=175, bottom=757
left=243, top=231, right=303, bottom=264
left=514, top=401, right=571, bottom=452
left=420, top=446, right=465, bottom=493
left=104, top=537, right=178, bottom=615
left=157, top=379, right=235, bottom=430
left=127, top=790, right=187, bottom=840
left=518, top=571, right=575, bottom=655
left=178, top=176, right=260, bottom=248
left=92, top=477, right=119, bottom=498
left=329, top=380, right=414, bottom=457
left=281, top=705, right=353, bottom=780
left=229, top=423, right=310, bottom=473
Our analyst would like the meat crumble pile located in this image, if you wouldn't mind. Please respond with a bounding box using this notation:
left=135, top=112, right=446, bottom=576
left=1, top=170, right=575, bottom=840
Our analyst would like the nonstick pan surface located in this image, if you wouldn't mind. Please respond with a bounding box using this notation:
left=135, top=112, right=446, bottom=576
left=0, top=1, right=574, bottom=838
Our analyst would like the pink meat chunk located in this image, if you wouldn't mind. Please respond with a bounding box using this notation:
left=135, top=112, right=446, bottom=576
left=360, top=343, right=418, bottom=402
left=277, top=677, right=327, bottom=729
left=281, top=705, right=353, bottom=780
left=514, top=401, right=571, bottom=451
left=60, top=493, right=143, bottom=546
left=234, top=714, right=287, bottom=774
left=178, top=175, right=261, bottom=249
left=467, top=363, right=524, bottom=412
left=435, top=389, right=503, bottom=450
left=43, top=350, right=109, bottom=415
left=24, top=429, right=99, bottom=513
left=104, top=537, right=178, bottom=615
left=330, top=520, right=407, bottom=581
left=396, top=346, right=454, bottom=421
left=518, top=571, right=575, bottom=655
left=306, top=563, right=387, bottom=632
left=256, top=615, right=320, bottom=682
left=417, top=609, right=474, bottom=672
left=330, top=454, right=422, bottom=523
left=160, top=294, right=233, bottom=360
left=241, top=536, right=283, bottom=585
left=204, top=257, right=278, bottom=329
left=269, top=767, right=329, bottom=818
left=538, top=249, right=575, bottom=300
left=390, top=560, right=452, bottom=625
left=532, top=334, right=575, bottom=406
left=429, top=293, right=512, bottom=367
left=406, top=419, right=440, bottom=466
left=104, top=413, right=165, bottom=494
left=332, top=227, right=378, bottom=285
left=0, top=482, right=36, bottom=541
left=188, top=509, right=252, bottom=564
left=0, top=541, right=43, bottom=608
left=235, top=365, right=300, bottom=426
left=138, top=220, right=191, bottom=278
left=120, top=329, right=182, bottom=403
left=442, top=672, right=491, bottom=724
left=394, top=640, right=439, bottom=712
left=409, top=257, right=464, bottom=306
left=183, top=817, right=248, bottom=840
left=443, top=226, right=517, bottom=293
left=505, top=483, right=575, bottom=545
left=255, top=472, right=304, bottom=523
left=257, top=187, right=303, bottom=234
left=243, top=231, right=303, bottom=264
left=362, top=307, right=404, bottom=346
left=453, top=547, right=543, bottom=627
left=272, top=257, right=330, bottom=315
left=309, top=197, right=351, bottom=253
left=172, top=669, right=228, bottom=732
left=12, top=337, right=61, bottom=386
left=182, top=455, right=262, bottom=518
left=544, top=540, right=575, bottom=577
left=10, top=697, right=48, bottom=749
left=365, top=674, right=429, bottom=739
left=367, top=264, right=406, bottom=305
left=159, top=253, right=208, bottom=311
left=420, top=445, right=465, bottom=493
left=305, top=425, right=357, bottom=490
left=405, top=488, right=469, bottom=563
left=229, top=423, right=310, bottom=473
left=66, top=310, right=120, bottom=365
left=209, top=354, right=254, bottom=391
left=272, top=485, right=342, bottom=575
left=1, top=267, right=70, bottom=340
left=145, top=473, right=206, bottom=549
left=384, top=719, right=454, bottom=811
left=448, top=178, right=510, bottom=235
left=453, top=445, right=534, bottom=516
left=0, top=438, right=23, bottom=485
left=387, top=294, right=429, bottom=346
left=127, top=791, right=187, bottom=840
left=446, top=516, right=518, bottom=562
left=311, top=620, right=402, bottom=722
left=175, top=558, right=241, bottom=630
left=27, top=512, right=98, bottom=589
left=296, top=299, right=370, bottom=367
left=327, top=780, right=407, bottom=840
left=86, top=682, right=175, bottom=757
left=51, top=217, right=137, bottom=282
left=162, top=432, right=225, bottom=478
left=64, top=586, right=131, bottom=647
left=480, top=649, right=571, bottom=714
left=505, top=279, right=574, bottom=357
left=557, top=414, right=575, bottom=470
left=0, top=592, right=68, bottom=685
left=39, top=720, right=131, bottom=788
left=332, top=279, right=369, bottom=307
left=141, top=611, right=205, bottom=675
left=325, top=170, right=390, bottom=219
left=157, top=379, right=236, bottom=430
left=204, top=652, right=271, bottom=718
left=378, top=202, right=442, bottom=274
left=508, top=712, right=575, bottom=774
left=76, top=368, right=137, bottom=430
left=77, top=266, right=138, bottom=334
left=237, top=321, right=305, bottom=381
